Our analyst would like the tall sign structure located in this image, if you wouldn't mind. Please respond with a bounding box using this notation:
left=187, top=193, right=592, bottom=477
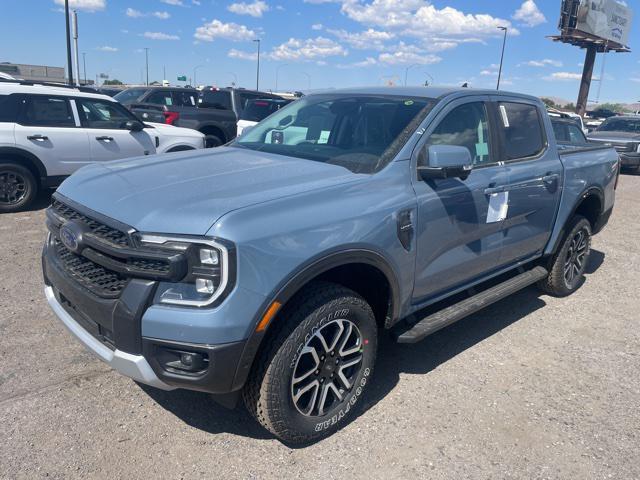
left=549, top=0, right=633, bottom=116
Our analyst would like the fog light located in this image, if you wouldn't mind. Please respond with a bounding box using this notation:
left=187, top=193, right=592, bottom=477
left=199, top=248, right=219, bottom=265
left=161, top=349, right=208, bottom=373
left=195, top=278, right=215, bottom=294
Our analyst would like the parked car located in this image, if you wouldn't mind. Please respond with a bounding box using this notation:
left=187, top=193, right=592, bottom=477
left=97, top=86, right=124, bottom=97
left=42, top=87, right=618, bottom=444
left=547, top=107, right=587, bottom=134
left=0, top=80, right=205, bottom=212
left=236, top=98, right=293, bottom=136
left=588, top=116, right=640, bottom=172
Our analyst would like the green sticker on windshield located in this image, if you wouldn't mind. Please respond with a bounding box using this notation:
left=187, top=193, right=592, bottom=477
left=404, top=100, right=414, bottom=106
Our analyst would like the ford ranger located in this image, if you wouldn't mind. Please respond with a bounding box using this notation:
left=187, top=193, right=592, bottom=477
left=42, top=87, right=619, bottom=444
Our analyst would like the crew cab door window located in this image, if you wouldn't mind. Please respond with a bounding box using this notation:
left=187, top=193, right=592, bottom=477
left=172, top=91, right=197, bottom=107
left=77, top=98, right=136, bottom=129
left=21, top=95, right=76, bottom=127
left=145, top=90, right=173, bottom=106
left=425, top=102, right=493, bottom=166
left=498, top=102, right=545, bottom=160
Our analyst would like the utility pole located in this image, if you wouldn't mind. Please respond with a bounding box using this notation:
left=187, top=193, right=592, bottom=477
left=576, top=45, right=597, bottom=117
left=496, top=26, right=508, bottom=90
left=72, top=10, right=80, bottom=85
left=253, top=39, right=261, bottom=90
left=64, top=0, right=74, bottom=85
left=144, top=48, right=149, bottom=86
left=82, top=52, right=87, bottom=85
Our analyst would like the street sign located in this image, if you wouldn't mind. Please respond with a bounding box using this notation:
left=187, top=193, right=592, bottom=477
left=177, top=75, right=187, bottom=81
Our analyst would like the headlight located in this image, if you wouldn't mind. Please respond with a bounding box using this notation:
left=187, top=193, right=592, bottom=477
left=137, top=234, right=232, bottom=307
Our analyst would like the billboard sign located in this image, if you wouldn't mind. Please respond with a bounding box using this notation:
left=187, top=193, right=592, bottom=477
left=575, top=0, right=633, bottom=46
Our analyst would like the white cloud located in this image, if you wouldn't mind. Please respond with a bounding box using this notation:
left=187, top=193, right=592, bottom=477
left=192, top=0, right=201, bottom=4
left=228, top=1, right=269, bottom=17
left=327, top=28, right=394, bottom=50
left=228, top=48, right=258, bottom=60
left=127, top=8, right=170, bottom=19
left=160, top=0, right=183, bottom=5
left=153, top=11, right=171, bottom=19
left=338, top=56, right=378, bottom=68
left=97, top=45, right=118, bottom=52
left=53, top=0, right=105, bottom=11
left=513, top=0, right=546, bottom=27
left=544, top=72, right=582, bottom=81
left=126, top=7, right=143, bottom=17
left=521, top=59, right=563, bottom=68
left=378, top=48, right=441, bottom=66
left=268, top=37, right=347, bottom=62
left=311, top=23, right=323, bottom=30
left=194, top=19, right=256, bottom=42
left=143, top=31, right=180, bottom=40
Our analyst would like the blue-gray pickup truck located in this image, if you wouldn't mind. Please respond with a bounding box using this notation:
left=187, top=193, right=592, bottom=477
left=42, top=87, right=619, bottom=444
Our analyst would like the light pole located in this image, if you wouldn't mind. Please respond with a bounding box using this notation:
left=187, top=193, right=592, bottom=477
left=404, top=63, right=419, bottom=86
left=496, top=26, right=508, bottom=90
left=144, top=47, right=149, bottom=86
left=193, top=64, right=204, bottom=87
left=253, top=39, right=261, bottom=90
left=64, top=0, right=73, bottom=85
left=72, top=10, right=80, bottom=85
left=275, top=63, right=288, bottom=91
left=82, top=52, right=87, bottom=85
left=301, top=71, right=311, bottom=90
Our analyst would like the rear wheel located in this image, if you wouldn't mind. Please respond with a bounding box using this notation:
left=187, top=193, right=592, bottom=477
left=538, top=215, right=591, bottom=296
left=204, top=134, right=223, bottom=148
left=243, top=282, right=378, bottom=444
left=0, top=162, right=38, bottom=213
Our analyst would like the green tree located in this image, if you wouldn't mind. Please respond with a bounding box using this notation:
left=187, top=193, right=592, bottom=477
left=541, top=97, right=558, bottom=109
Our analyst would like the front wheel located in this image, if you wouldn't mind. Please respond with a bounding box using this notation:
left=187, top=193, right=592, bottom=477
left=204, top=134, right=223, bottom=148
left=538, top=215, right=592, bottom=297
left=243, top=282, right=378, bottom=444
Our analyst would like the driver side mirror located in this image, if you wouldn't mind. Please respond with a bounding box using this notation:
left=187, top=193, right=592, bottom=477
left=418, top=145, right=473, bottom=181
left=125, top=120, right=144, bottom=132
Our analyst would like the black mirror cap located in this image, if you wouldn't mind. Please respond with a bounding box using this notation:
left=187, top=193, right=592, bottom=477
left=126, top=120, right=144, bottom=132
left=418, top=165, right=472, bottom=181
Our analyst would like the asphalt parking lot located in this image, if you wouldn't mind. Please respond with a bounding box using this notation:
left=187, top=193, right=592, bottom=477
left=1, top=176, right=639, bottom=480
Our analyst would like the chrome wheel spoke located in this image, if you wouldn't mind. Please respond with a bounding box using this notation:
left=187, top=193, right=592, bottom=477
left=336, top=355, right=362, bottom=390
left=291, top=346, right=320, bottom=385
left=318, top=381, right=343, bottom=416
left=293, top=380, right=320, bottom=416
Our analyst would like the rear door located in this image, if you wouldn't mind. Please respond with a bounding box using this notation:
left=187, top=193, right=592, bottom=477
left=75, top=97, right=155, bottom=162
left=14, top=94, right=91, bottom=176
left=412, top=96, right=509, bottom=301
left=493, top=98, right=563, bottom=265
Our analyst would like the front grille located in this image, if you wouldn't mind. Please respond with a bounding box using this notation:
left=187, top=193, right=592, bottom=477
left=54, top=238, right=128, bottom=298
left=128, top=257, right=171, bottom=273
left=52, top=200, right=130, bottom=247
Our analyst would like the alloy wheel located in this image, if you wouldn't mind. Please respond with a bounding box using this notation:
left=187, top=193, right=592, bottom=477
left=0, top=170, right=28, bottom=205
left=563, top=227, right=589, bottom=288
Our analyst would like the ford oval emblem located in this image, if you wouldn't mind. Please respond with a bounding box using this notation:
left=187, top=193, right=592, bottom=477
left=60, top=224, right=79, bottom=252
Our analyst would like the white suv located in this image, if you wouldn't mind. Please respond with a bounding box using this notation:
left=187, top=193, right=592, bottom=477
left=0, top=81, right=205, bottom=212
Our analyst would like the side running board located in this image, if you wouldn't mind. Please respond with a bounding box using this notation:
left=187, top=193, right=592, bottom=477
left=394, top=266, right=548, bottom=344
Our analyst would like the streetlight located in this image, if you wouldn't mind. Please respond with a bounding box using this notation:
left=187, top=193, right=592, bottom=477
left=496, top=26, right=508, bottom=90
left=144, top=47, right=149, bottom=86
left=301, top=71, right=311, bottom=90
left=193, top=64, right=204, bottom=87
left=64, top=0, right=74, bottom=85
left=253, top=39, right=261, bottom=90
left=275, top=63, right=288, bottom=91
left=82, top=52, right=87, bottom=85
left=404, top=63, right=419, bottom=86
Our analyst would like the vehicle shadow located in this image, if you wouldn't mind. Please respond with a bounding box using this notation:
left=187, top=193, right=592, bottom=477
left=140, top=254, right=606, bottom=447
left=25, top=189, right=54, bottom=212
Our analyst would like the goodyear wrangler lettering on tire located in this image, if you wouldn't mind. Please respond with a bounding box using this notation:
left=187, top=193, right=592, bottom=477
left=289, top=308, right=350, bottom=369
left=315, top=368, right=370, bottom=432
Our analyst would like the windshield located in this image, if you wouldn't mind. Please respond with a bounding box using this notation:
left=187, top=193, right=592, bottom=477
left=232, top=94, right=433, bottom=174
left=597, top=118, right=640, bottom=133
left=240, top=99, right=292, bottom=122
left=114, top=88, right=149, bottom=105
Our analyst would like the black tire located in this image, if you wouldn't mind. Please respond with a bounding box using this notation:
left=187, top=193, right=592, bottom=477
left=0, top=162, right=38, bottom=213
left=243, top=281, right=378, bottom=444
left=204, top=134, right=223, bottom=148
left=538, top=215, right=592, bottom=297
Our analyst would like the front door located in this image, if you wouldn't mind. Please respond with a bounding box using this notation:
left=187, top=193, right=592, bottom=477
left=492, top=98, right=564, bottom=265
left=75, top=97, right=155, bottom=162
left=412, top=97, right=509, bottom=302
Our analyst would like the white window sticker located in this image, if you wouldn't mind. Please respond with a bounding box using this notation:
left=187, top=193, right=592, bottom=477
left=487, top=191, right=509, bottom=223
left=499, top=105, right=510, bottom=128
left=317, top=130, right=331, bottom=144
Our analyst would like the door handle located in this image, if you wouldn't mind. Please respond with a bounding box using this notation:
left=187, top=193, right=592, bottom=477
left=96, top=136, right=114, bottom=142
left=27, top=135, right=48, bottom=141
left=484, top=184, right=506, bottom=195
left=542, top=173, right=559, bottom=185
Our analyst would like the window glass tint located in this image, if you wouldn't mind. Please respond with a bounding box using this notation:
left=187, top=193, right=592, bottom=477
left=237, top=92, right=262, bottom=112
left=145, top=90, right=173, bottom=106
left=234, top=94, right=432, bottom=174
left=172, top=90, right=197, bottom=107
left=198, top=90, right=232, bottom=110
left=113, top=88, right=149, bottom=104
left=22, top=96, right=75, bottom=127
left=77, top=99, right=135, bottom=129
left=240, top=99, right=292, bottom=122
left=0, top=95, right=18, bottom=122
left=427, top=102, right=492, bottom=166
left=597, top=118, right=640, bottom=133
left=499, top=102, right=544, bottom=159
left=568, top=125, right=587, bottom=144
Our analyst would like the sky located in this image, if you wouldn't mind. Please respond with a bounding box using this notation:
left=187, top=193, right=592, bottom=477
left=1, top=0, right=639, bottom=103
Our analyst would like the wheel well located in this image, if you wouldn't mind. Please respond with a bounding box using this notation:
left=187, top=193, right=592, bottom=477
left=575, top=193, right=602, bottom=229
left=166, top=145, right=196, bottom=153
left=0, top=151, right=44, bottom=186
left=199, top=125, right=226, bottom=142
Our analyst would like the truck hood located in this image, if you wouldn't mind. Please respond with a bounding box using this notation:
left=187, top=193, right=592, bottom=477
left=588, top=131, right=640, bottom=142
left=145, top=122, right=204, bottom=139
left=57, top=147, right=361, bottom=235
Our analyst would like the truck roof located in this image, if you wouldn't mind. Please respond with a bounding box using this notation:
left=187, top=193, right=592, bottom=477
left=0, top=80, right=115, bottom=101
